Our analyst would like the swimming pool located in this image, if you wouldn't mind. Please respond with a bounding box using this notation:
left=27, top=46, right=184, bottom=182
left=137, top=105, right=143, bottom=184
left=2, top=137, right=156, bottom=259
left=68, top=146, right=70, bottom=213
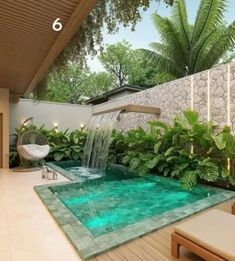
left=51, top=174, right=216, bottom=237
left=36, top=162, right=235, bottom=260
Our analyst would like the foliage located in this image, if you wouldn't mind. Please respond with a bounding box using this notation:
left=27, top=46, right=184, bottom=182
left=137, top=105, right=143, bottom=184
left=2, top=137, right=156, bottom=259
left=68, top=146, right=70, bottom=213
left=85, top=71, right=114, bottom=96
left=99, top=41, right=138, bottom=87
left=128, top=49, right=160, bottom=87
left=36, top=64, right=114, bottom=104
left=99, top=41, right=159, bottom=88
left=38, top=41, right=160, bottom=103
left=141, top=0, right=235, bottom=81
left=9, top=125, right=87, bottom=168
left=110, top=125, right=160, bottom=175
left=40, top=64, right=88, bottom=103
left=34, top=0, right=175, bottom=96
left=110, top=110, right=235, bottom=189
left=53, top=0, right=175, bottom=69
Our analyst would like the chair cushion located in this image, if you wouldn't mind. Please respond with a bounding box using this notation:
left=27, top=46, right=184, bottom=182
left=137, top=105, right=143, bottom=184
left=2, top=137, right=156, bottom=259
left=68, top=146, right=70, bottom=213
left=18, top=144, right=50, bottom=160
left=174, top=209, right=235, bottom=261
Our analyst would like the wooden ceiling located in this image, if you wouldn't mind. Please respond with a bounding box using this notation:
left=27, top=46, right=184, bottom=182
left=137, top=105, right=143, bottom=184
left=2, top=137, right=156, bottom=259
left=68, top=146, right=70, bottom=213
left=0, top=0, right=97, bottom=96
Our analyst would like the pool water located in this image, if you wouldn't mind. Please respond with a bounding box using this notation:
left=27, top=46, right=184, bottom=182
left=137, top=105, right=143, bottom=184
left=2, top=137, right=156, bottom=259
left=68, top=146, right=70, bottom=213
left=65, top=166, right=104, bottom=180
left=50, top=165, right=216, bottom=237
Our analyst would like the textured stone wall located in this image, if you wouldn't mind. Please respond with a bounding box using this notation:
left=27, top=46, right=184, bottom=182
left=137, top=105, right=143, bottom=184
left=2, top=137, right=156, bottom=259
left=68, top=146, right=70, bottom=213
left=230, top=64, right=235, bottom=131
left=93, top=62, right=235, bottom=132
left=193, top=70, right=208, bottom=122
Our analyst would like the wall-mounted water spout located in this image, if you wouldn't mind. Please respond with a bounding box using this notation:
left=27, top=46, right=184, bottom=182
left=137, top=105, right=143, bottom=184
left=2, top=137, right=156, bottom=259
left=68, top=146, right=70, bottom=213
left=83, top=104, right=161, bottom=171
left=82, top=110, right=121, bottom=170
left=93, top=104, right=161, bottom=116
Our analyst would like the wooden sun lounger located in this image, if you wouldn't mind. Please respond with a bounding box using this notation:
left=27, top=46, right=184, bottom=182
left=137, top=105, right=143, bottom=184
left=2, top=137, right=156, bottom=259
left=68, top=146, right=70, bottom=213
left=232, top=202, right=235, bottom=214
left=171, top=209, right=235, bottom=261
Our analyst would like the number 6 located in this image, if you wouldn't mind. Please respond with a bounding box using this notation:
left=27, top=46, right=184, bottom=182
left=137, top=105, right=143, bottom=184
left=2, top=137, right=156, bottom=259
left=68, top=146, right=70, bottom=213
left=52, top=18, right=63, bottom=31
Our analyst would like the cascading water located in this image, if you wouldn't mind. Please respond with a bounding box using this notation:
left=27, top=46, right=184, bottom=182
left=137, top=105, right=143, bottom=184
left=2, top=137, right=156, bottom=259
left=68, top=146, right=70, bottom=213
left=82, top=111, right=121, bottom=170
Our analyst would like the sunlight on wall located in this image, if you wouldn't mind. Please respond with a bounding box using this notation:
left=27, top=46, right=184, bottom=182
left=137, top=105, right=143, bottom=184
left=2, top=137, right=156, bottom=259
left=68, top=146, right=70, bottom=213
left=207, top=70, right=211, bottom=121
left=227, top=64, right=231, bottom=127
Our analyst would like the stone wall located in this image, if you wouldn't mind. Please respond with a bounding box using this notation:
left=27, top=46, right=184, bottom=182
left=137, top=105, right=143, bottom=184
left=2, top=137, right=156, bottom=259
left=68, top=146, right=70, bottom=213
left=93, top=62, right=235, bottom=131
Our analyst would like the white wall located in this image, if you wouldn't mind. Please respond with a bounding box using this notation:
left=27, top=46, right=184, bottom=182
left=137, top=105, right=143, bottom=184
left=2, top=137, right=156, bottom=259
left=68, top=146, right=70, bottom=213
left=10, top=99, right=93, bottom=134
left=0, top=88, right=9, bottom=168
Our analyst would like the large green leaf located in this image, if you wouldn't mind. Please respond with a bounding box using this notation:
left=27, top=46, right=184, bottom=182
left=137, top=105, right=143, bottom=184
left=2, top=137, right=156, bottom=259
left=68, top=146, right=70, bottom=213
left=180, top=170, right=198, bottom=190
left=54, top=152, right=65, bottom=161
left=165, top=146, right=176, bottom=156
left=213, top=134, right=226, bottom=150
left=129, top=157, right=141, bottom=170
left=198, top=159, right=220, bottom=182
left=183, top=110, right=199, bottom=126
left=145, top=158, right=158, bottom=169
left=154, top=143, right=161, bottom=154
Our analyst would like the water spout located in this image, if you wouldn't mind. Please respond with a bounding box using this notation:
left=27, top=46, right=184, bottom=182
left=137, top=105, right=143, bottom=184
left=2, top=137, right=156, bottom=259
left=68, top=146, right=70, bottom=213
left=82, top=111, right=121, bottom=170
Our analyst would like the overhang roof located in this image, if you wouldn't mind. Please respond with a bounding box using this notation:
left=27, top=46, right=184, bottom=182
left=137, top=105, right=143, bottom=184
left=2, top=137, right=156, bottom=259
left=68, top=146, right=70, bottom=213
left=87, top=84, right=146, bottom=105
left=0, top=0, right=97, bottom=96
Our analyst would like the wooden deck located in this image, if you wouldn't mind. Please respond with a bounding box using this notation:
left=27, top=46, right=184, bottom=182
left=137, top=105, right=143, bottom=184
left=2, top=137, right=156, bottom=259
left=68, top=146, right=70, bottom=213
left=91, top=199, right=234, bottom=261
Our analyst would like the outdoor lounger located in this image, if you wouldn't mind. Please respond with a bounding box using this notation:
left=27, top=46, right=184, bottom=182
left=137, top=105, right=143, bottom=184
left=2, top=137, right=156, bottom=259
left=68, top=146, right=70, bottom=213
left=171, top=209, right=235, bottom=261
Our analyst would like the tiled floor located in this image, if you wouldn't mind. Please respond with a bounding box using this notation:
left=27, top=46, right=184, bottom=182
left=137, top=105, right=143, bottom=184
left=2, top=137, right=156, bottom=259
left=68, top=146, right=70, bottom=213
left=0, top=168, right=81, bottom=261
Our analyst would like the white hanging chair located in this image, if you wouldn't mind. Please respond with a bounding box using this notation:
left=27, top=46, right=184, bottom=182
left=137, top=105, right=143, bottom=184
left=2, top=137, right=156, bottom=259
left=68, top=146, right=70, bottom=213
left=17, top=130, right=50, bottom=161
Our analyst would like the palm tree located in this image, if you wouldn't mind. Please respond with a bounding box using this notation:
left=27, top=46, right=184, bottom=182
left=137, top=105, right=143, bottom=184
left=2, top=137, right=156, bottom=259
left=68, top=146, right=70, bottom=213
left=142, top=0, right=235, bottom=81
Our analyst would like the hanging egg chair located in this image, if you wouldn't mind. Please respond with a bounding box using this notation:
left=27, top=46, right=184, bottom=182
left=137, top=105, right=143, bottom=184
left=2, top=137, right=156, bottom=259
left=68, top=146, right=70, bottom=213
left=17, top=130, right=50, bottom=161
left=13, top=117, right=50, bottom=172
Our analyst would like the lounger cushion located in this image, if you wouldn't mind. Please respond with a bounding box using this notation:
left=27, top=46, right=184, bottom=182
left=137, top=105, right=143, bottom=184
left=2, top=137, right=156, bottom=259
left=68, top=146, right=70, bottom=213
left=174, top=209, right=235, bottom=261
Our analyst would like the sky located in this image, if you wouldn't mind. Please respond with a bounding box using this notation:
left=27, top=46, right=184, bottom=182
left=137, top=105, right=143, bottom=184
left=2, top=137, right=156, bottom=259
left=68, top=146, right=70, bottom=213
left=87, top=0, right=235, bottom=72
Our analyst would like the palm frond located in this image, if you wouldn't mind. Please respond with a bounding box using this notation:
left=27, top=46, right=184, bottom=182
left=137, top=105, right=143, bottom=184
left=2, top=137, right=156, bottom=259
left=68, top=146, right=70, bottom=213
left=190, top=27, right=223, bottom=72
left=152, top=14, right=186, bottom=62
left=192, top=0, right=227, bottom=43
left=171, top=0, right=191, bottom=52
left=149, top=42, right=187, bottom=68
left=140, top=48, right=184, bottom=78
left=200, top=21, right=235, bottom=69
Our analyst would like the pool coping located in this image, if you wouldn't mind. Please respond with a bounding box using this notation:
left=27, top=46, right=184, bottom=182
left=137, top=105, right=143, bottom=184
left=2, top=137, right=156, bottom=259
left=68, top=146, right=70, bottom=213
left=34, top=171, right=235, bottom=260
left=46, top=161, right=82, bottom=181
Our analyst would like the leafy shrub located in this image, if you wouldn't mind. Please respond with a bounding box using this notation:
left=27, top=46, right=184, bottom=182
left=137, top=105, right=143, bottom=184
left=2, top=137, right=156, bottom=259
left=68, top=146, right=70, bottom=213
left=10, top=110, right=235, bottom=189
left=110, top=110, right=235, bottom=189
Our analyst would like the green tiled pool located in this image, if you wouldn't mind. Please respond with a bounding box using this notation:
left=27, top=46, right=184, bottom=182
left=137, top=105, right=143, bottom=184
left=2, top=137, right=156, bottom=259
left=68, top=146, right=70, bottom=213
left=35, top=161, right=235, bottom=260
left=50, top=174, right=216, bottom=237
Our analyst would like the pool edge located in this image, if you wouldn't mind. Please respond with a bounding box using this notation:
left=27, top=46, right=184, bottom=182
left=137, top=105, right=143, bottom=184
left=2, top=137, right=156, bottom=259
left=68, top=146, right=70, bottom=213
left=34, top=180, right=235, bottom=260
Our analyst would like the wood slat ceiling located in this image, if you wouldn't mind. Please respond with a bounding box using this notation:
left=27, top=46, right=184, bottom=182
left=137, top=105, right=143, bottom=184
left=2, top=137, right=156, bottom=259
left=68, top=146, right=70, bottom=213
left=0, top=0, right=96, bottom=95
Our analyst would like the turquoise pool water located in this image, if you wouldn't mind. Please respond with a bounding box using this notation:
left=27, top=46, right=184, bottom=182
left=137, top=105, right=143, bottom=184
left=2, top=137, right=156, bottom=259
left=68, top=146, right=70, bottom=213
left=50, top=164, right=217, bottom=237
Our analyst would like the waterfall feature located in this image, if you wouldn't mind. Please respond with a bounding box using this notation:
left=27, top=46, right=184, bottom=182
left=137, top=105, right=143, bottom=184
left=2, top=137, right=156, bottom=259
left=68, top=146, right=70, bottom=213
left=82, top=111, right=121, bottom=170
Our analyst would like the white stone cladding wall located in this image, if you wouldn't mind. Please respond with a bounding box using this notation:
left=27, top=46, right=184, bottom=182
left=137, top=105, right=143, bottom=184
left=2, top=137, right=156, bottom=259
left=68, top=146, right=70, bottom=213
left=93, top=62, right=235, bottom=131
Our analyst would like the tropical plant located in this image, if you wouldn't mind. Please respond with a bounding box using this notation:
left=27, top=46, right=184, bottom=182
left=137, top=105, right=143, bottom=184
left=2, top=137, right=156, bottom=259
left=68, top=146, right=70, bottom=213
left=110, top=110, right=235, bottom=189
left=141, top=0, right=235, bottom=81
left=110, top=125, right=162, bottom=174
